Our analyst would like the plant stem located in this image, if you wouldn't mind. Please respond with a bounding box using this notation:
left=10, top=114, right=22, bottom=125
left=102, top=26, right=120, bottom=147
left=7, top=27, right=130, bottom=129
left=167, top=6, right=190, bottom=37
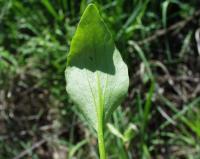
left=98, top=118, right=106, bottom=159
left=96, top=73, right=107, bottom=159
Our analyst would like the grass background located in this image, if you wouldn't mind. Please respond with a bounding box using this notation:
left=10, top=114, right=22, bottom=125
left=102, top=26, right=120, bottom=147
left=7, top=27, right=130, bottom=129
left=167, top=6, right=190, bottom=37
left=0, top=0, right=200, bottom=158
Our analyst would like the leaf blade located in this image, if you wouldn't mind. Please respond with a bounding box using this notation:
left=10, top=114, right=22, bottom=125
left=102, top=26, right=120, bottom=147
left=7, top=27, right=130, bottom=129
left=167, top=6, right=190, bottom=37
left=65, top=4, right=129, bottom=131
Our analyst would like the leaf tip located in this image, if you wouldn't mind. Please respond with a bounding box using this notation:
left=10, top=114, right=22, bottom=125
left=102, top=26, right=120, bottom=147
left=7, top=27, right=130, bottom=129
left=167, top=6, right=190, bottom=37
left=86, top=3, right=98, bottom=11
left=81, top=3, right=100, bottom=21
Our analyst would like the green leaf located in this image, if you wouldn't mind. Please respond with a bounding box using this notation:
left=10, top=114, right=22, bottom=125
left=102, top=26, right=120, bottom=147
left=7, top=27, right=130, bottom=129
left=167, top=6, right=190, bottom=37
left=107, top=123, right=125, bottom=140
left=65, top=4, right=129, bottom=131
left=123, top=124, right=138, bottom=142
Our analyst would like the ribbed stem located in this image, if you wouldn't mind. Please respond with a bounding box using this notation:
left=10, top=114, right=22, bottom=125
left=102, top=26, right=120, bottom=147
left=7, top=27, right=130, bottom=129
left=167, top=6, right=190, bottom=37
left=96, top=73, right=106, bottom=159
left=98, top=118, right=106, bottom=159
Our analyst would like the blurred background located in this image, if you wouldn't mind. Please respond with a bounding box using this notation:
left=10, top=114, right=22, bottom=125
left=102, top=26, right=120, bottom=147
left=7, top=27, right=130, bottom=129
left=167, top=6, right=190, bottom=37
left=0, top=0, right=200, bottom=159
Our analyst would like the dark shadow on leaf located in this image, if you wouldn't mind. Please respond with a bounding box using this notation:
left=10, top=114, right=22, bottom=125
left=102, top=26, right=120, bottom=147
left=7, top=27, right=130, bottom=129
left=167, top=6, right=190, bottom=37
left=68, top=39, right=116, bottom=75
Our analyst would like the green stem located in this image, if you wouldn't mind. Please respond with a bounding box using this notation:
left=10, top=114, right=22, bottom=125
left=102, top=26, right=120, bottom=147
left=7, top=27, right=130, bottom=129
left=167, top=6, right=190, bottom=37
left=96, top=73, right=106, bottom=159
left=98, top=118, right=106, bottom=159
